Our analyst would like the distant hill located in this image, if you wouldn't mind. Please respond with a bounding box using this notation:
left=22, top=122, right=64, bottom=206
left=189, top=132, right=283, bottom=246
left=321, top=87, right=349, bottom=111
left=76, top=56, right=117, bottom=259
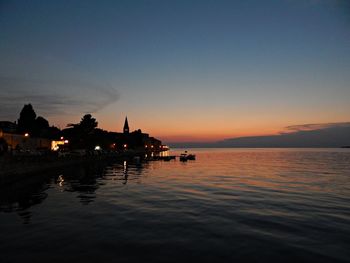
left=168, top=123, right=350, bottom=148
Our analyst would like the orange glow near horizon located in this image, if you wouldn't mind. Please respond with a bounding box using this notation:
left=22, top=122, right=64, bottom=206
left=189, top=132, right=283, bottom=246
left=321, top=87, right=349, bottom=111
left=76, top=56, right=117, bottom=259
left=47, top=116, right=344, bottom=142
left=48, top=109, right=350, bottom=143
left=65, top=117, right=276, bottom=138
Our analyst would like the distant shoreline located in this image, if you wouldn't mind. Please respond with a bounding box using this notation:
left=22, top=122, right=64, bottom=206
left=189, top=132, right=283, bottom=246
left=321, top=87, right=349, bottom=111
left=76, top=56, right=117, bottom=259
left=168, top=125, right=350, bottom=148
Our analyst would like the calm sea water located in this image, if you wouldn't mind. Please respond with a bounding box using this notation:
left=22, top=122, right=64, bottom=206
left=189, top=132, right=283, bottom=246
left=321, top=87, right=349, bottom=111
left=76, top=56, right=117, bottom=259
left=1, top=148, right=350, bottom=263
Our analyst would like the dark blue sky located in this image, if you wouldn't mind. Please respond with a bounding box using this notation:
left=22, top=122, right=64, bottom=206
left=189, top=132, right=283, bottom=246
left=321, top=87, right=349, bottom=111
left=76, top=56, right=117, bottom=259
left=1, top=0, right=349, bottom=141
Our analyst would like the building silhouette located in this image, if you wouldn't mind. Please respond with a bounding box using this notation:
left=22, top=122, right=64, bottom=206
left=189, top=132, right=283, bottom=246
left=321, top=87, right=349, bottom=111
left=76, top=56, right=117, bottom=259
left=123, top=116, right=129, bottom=134
left=0, top=114, right=165, bottom=153
left=59, top=116, right=164, bottom=152
left=112, top=116, right=162, bottom=152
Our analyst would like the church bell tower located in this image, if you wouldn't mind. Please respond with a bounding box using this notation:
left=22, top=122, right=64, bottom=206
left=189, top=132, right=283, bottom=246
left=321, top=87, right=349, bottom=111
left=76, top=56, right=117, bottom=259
left=123, top=116, right=129, bottom=134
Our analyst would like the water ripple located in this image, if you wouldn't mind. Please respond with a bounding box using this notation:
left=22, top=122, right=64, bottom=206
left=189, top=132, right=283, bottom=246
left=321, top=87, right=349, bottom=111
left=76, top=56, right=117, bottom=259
left=0, top=148, right=350, bottom=262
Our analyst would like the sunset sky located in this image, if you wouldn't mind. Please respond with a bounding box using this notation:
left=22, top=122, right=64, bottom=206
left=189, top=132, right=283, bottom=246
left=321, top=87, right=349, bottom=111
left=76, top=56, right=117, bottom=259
left=1, top=0, right=349, bottom=142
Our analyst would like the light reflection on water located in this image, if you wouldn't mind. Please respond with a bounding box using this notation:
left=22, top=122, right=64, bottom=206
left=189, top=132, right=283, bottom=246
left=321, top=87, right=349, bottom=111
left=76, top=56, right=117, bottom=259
left=0, top=148, right=350, bottom=262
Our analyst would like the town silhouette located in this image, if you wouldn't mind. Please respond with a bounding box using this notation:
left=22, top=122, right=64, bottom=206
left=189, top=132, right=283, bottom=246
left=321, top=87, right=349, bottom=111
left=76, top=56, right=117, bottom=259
left=0, top=103, right=166, bottom=155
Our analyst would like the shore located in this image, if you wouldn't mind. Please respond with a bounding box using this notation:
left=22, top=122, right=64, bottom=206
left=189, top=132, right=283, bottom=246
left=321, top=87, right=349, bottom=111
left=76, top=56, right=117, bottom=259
left=0, top=155, right=93, bottom=185
left=0, top=148, right=172, bottom=186
left=0, top=155, right=116, bottom=185
left=0, top=150, right=169, bottom=185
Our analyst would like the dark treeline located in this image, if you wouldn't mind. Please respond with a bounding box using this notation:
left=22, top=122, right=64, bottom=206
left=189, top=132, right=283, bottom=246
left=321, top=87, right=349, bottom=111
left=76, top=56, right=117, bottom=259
left=17, top=104, right=60, bottom=138
left=62, top=114, right=115, bottom=150
left=15, top=103, right=116, bottom=150
left=3, top=103, right=160, bottom=152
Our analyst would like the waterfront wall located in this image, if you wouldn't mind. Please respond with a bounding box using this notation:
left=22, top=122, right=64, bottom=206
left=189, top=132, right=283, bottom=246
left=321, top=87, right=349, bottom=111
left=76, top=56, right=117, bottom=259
left=0, top=130, right=51, bottom=150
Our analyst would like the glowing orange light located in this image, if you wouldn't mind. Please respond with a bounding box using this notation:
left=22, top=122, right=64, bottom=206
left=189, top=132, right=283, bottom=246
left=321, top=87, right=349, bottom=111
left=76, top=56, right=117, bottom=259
left=24, top=133, right=29, bottom=137
left=123, top=144, right=127, bottom=148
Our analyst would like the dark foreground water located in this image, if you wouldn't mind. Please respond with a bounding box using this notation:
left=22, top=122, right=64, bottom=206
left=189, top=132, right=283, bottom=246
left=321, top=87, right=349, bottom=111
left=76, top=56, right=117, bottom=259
left=1, top=148, right=350, bottom=263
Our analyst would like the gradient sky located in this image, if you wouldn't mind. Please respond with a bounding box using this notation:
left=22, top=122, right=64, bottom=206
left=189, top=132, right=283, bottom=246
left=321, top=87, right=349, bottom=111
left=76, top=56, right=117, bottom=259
left=1, top=0, right=349, bottom=142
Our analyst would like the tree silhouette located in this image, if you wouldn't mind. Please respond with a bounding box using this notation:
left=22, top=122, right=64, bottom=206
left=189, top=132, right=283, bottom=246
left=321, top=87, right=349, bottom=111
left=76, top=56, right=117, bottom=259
left=33, top=116, right=50, bottom=136
left=35, top=116, right=49, bottom=129
left=66, top=114, right=98, bottom=149
left=18, top=104, right=36, bottom=133
left=17, top=104, right=57, bottom=138
left=79, top=114, right=98, bottom=134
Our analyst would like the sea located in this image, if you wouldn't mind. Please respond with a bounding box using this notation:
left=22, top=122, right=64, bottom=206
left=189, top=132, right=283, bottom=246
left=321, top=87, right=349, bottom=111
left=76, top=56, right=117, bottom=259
left=1, top=148, right=350, bottom=263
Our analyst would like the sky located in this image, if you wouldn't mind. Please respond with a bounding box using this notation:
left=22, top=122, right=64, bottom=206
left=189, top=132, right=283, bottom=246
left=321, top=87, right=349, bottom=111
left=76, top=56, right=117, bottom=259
left=0, top=0, right=349, bottom=143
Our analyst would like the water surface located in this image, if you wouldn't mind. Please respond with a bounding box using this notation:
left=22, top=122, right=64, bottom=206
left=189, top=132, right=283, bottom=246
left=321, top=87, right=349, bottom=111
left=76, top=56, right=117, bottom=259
left=1, top=148, right=350, bottom=262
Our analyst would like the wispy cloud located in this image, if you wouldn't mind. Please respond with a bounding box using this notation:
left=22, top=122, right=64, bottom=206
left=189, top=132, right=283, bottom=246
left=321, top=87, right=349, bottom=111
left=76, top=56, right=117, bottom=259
left=282, top=122, right=350, bottom=133
left=0, top=76, right=120, bottom=120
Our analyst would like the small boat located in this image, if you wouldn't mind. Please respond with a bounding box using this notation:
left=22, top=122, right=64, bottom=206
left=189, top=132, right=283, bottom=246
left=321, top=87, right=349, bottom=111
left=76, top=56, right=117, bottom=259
left=179, top=151, right=196, bottom=161
left=162, top=156, right=172, bottom=161
left=180, top=153, right=188, bottom=162
left=187, top=154, right=196, bottom=160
